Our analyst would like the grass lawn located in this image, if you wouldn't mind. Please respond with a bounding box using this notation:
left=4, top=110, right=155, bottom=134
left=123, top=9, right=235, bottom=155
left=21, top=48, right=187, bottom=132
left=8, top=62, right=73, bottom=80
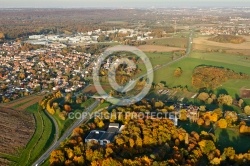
left=215, top=128, right=250, bottom=153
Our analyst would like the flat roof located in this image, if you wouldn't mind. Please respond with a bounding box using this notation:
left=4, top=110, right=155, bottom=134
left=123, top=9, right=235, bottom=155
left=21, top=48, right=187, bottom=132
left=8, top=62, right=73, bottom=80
left=109, top=123, right=119, bottom=128
left=99, top=132, right=115, bottom=141
left=107, top=127, right=119, bottom=133
left=85, top=130, right=105, bottom=141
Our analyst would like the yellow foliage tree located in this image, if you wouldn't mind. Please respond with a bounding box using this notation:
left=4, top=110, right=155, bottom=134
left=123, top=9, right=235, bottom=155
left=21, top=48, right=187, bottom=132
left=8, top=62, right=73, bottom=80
left=218, top=119, right=227, bottom=128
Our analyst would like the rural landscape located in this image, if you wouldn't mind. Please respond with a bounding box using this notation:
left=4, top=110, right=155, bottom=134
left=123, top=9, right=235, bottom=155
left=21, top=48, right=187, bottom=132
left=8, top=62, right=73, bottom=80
left=1, top=0, right=250, bottom=166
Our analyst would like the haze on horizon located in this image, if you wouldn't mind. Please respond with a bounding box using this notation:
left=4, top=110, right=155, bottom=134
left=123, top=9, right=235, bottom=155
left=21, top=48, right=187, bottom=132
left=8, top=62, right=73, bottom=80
left=1, top=0, right=250, bottom=8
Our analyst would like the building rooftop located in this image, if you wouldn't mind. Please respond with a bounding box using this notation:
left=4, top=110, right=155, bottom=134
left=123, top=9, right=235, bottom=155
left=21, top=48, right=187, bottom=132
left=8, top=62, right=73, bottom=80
left=107, top=127, right=119, bottom=133
left=85, top=130, right=105, bottom=141
left=99, top=132, right=115, bottom=142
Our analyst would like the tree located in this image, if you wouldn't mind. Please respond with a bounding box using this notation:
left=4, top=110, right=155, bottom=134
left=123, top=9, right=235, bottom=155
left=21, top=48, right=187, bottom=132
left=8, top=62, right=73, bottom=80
left=0, top=32, right=5, bottom=39
left=224, top=111, right=238, bottom=126
left=238, top=99, right=244, bottom=108
left=199, top=105, right=206, bottom=111
left=217, top=94, right=233, bottom=106
left=210, top=112, right=218, bottom=122
left=207, top=97, right=213, bottom=104
left=198, top=92, right=209, bottom=102
left=174, top=67, right=183, bottom=77
left=197, top=118, right=205, bottom=126
left=97, top=120, right=105, bottom=128
left=222, top=147, right=235, bottom=160
left=64, top=104, right=72, bottom=112
left=244, top=106, right=250, bottom=115
left=218, top=119, right=227, bottom=128
left=179, top=109, right=188, bottom=121
left=50, top=150, right=65, bottom=165
left=213, top=108, right=223, bottom=118
left=198, top=140, right=216, bottom=156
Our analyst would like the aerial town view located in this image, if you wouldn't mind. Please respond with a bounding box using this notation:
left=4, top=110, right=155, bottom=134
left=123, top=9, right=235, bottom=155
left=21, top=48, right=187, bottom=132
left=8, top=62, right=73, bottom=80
left=1, top=0, right=250, bottom=166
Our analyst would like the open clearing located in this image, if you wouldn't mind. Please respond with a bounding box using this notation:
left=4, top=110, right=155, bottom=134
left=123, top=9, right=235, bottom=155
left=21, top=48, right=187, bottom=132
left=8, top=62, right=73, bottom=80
left=137, top=45, right=185, bottom=52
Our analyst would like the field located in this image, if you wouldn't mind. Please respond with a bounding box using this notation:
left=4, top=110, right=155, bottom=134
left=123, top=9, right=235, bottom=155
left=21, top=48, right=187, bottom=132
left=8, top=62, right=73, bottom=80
left=94, top=49, right=250, bottom=98
left=0, top=95, right=54, bottom=166
left=147, top=51, right=250, bottom=96
left=137, top=45, right=184, bottom=52
left=193, top=35, right=250, bottom=55
left=0, top=107, right=35, bottom=166
left=146, top=37, right=188, bottom=48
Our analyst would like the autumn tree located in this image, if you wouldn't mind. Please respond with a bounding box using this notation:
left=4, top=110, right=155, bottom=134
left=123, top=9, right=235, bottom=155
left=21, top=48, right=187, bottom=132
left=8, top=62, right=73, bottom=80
left=238, top=99, right=244, bottom=108
left=244, top=105, right=250, bottom=115
left=218, top=119, right=228, bottom=128
left=197, top=92, right=209, bottom=102
left=50, top=150, right=65, bottom=165
left=217, top=94, right=233, bottom=106
left=198, top=140, right=216, bottom=156
left=0, top=32, right=5, bottom=40
left=174, top=67, right=183, bottom=77
left=224, top=111, right=238, bottom=127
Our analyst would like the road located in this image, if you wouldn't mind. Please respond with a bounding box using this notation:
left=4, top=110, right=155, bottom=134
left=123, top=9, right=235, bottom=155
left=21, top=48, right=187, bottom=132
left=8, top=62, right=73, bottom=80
left=32, top=100, right=100, bottom=166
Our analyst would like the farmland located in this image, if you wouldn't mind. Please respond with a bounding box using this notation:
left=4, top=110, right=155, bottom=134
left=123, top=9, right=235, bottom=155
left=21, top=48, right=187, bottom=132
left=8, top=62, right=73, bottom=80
left=145, top=37, right=188, bottom=48
left=193, top=35, right=250, bottom=55
left=0, top=96, right=54, bottom=166
left=137, top=45, right=184, bottom=52
left=0, top=107, right=35, bottom=166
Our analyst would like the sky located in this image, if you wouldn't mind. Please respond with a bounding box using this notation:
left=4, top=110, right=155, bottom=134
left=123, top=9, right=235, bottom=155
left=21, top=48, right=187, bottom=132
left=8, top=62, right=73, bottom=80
left=1, top=0, right=250, bottom=8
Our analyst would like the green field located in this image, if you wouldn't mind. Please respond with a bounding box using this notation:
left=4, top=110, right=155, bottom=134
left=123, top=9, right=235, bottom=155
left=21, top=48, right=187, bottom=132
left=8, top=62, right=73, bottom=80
left=146, top=51, right=250, bottom=96
left=146, top=37, right=188, bottom=48
left=16, top=104, right=55, bottom=166
left=144, top=52, right=173, bottom=67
